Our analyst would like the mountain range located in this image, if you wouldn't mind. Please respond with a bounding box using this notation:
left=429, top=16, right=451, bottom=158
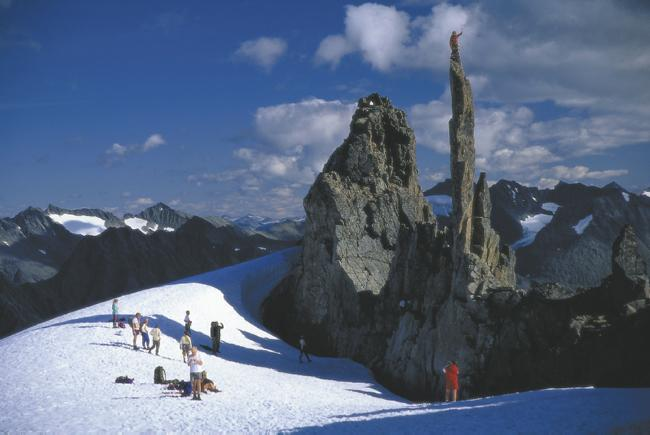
left=424, top=180, right=650, bottom=288
left=0, top=203, right=300, bottom=336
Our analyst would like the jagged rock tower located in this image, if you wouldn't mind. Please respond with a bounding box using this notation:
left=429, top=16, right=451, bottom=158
left=448, top=52, right=515, bottom=297
left=263, top=44, right=650, bottom=401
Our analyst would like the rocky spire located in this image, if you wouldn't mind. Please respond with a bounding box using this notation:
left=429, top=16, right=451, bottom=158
left=448, top=47, right=515, bottom=294
left=449, top=50, right=475, bottom=258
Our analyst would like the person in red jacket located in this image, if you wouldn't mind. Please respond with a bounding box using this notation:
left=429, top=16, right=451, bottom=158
left=443, top=361, right=459, bottom=402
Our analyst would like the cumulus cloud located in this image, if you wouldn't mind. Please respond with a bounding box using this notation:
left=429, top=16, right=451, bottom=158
left=317, top=1, right=650, bottom=118
left=235, top=37, right=287, bottom=71
left=248, top=98, right=356, bottom=181
left=103, top=133, right=165, bottom=167
left=547, top=165, right=628, bottom=180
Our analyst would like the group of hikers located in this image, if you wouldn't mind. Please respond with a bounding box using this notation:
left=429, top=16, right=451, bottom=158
left=111, top=298, right=460, bottom=402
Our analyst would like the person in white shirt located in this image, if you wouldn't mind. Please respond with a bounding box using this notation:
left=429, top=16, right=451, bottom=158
left=149, top=324, right=161, bottom=355
left=187, top=347, right=204, bottom=400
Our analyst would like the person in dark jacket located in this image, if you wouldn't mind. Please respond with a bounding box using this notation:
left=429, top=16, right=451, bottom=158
left=210, top=321, right=224, bottom=354
left=298, top=335, right=312, bottom=363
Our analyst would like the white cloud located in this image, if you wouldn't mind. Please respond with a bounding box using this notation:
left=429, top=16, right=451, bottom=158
left=103, top=133, right=165, bottom=166
left=317, top=1, right=650, bottom=120
left=235, top=37, right=287, bottom=71
left=127, top=197, right=155, bottom=209
left=142, top=133, right=165, bottom=151
left=107, top=143, right=127, bottom=156
left=547, top=165, right=628, bottom=180
left=315, top=35, right=353, bottom=67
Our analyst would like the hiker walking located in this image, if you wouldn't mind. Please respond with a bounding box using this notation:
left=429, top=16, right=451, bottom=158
left=141, top=318, right=150, bottom=350
left=298, top=335, right=312, bottom=363
left=184, top=310, right=192, bottom=336
left=180, top=331, right=192, bottom=363
left=210, top=321, right=224, bottom=354
left=111, top=299, right=119, bottom=328
left=131, top=312, right=141, bottom=350
left=187, top=347, right=204, bottom=400
left=149, top=324, right=161, bottom=355
left=443, top=360, right=459, bottom=402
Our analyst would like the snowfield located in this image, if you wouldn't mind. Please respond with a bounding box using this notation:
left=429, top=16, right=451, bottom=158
left=47, top=213, right=107, bottom=236
left=1, top=248, right=649, bottom=433
left=511, top=203, right=560, bottom=250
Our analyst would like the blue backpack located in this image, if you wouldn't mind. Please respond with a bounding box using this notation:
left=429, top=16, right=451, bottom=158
left=181, top=381, right=192, bottom=397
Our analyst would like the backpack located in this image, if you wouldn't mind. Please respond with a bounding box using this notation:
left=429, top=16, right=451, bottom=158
left=210, top=321, right=222, bottom=338
left=181, top=381, right=192, bottom=397
left=118, top=321, right=126, bottom=329
left=115, top=376, right=134, bottom=384
left=154, top=366, right=166, bottom=384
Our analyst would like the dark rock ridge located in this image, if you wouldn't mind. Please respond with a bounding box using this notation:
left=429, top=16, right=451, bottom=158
left=131, top=202, right=190, bottom=230
left=0, top=207, right=81, bottom=284
left=264, top=52, right=650, bottom=400
left=1, top=217, right=296, bottom=337
left=426, top=178, right=650, bottom=288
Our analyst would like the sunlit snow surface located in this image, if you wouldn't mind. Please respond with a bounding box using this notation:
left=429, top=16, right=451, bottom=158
left=511, top=203, right=560, bottom=250
left=1, top=248, right=648, bottom=433
left=573, top=215, right=593, bottom=235
left=47, top=213, right=107, bottom=236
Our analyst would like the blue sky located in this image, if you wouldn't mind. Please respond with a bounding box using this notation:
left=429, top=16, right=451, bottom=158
left=1, top=0, right=649, bottom=218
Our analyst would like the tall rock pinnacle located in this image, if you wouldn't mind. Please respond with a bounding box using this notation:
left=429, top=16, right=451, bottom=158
left=448, top=46, right=515, bottom=294
left=449, top=51, right=475, bottom=258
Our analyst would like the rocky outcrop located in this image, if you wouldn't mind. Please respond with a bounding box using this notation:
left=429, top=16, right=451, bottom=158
left=263, top=51, right=649, bottom=401
left=264, top=94, right=441, bottom=367
left=449, top=55, right=475, bottom=259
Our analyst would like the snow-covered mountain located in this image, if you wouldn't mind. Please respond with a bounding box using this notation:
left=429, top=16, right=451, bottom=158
left=1, top=249, right=648, bottom=433
left=425, top=179, right=650, bottom=288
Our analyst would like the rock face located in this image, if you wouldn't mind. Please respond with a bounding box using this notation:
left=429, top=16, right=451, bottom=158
left=265, top=93, right=441, bottom=365
left=263, top=52, right=650, bottom=401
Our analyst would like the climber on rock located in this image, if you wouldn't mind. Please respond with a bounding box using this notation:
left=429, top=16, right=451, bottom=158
left=450, top=30, right=463, bottom=50
left=450, top=30, right=463, bottom=60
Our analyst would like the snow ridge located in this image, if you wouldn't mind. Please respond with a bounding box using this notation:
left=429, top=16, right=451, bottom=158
left=1, top=249, right=648, bottom=433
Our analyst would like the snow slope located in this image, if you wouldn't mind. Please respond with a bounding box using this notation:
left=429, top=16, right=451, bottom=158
left=47, top=213, right=107, bottom=236
left=511, top=203, right=560, bottom=250
left=573, top=215, right=593, bottom=235
left=1, top=248, right=649, bottom=433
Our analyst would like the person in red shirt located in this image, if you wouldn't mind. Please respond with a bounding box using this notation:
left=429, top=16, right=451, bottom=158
left=443, top=361, right=459, bottom=402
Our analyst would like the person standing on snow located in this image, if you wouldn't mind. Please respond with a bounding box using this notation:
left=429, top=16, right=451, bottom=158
left=141, top=318, right=150, bottom=350
left=210, top=321, right=224, bottom=354
left=184, top=310, right=192, bottom=336
left=180, top=331, right=192, bottom=363
left=187, top=347, right=204, bottom=400
left=111, top=299, right=119, bottom=328
left=149, top=324, right=161, bottom=355
left=298, top=335, right=312, bottom=363
left=443, top=360, right=459, bottom=402
left=131, top=312, right=141, bottom=350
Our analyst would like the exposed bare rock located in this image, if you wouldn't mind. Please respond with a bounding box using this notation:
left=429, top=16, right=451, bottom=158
left=613, top=224, right=648, bottom=279
left=449, top=55, right=475, bottom=258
